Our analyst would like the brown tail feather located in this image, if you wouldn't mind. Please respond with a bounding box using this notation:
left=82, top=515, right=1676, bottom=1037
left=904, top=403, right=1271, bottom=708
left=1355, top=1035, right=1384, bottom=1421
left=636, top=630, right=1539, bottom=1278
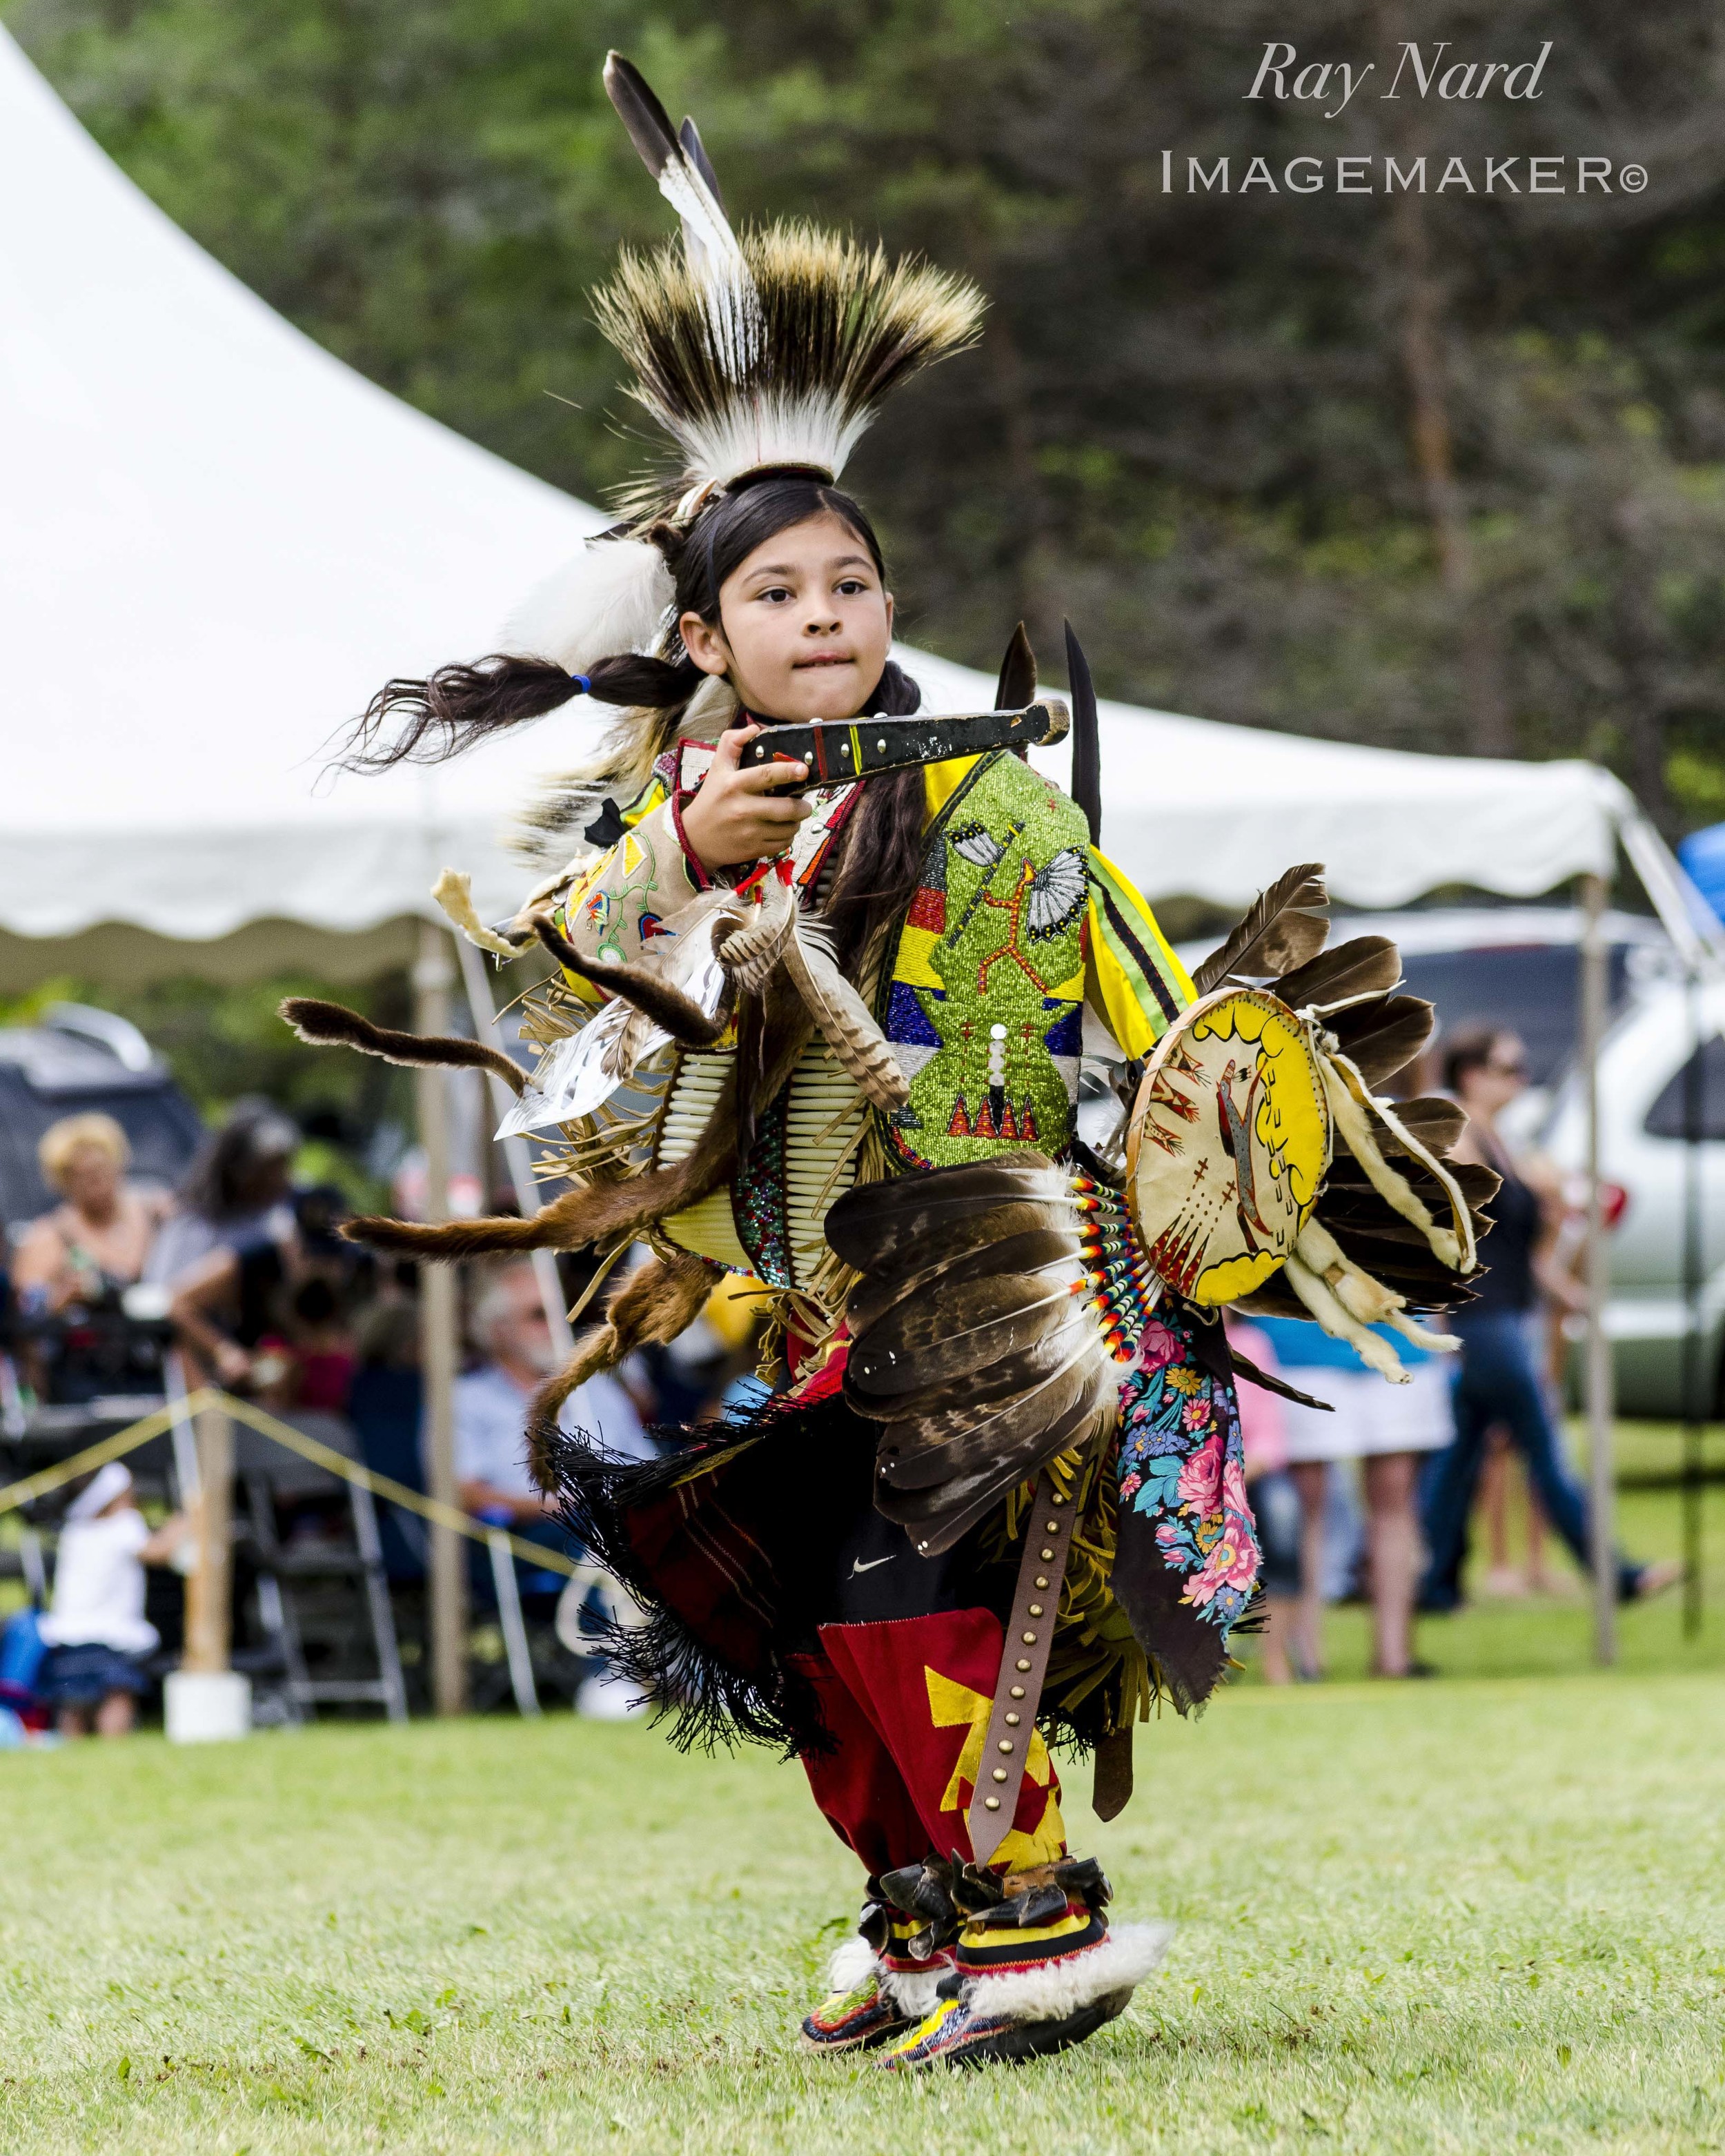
left=280, top=996, right=526, bottom=1096
left=531, top=914, right=725, bottom=1047
left=525, top=1248, right=718, bottom=1488
left=1191, top=864, right=1328, bottom=996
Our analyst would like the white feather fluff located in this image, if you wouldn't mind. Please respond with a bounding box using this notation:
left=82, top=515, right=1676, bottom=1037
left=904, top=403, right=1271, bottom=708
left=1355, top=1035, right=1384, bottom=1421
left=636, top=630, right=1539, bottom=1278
left=504, top=535, right=674, bottom=676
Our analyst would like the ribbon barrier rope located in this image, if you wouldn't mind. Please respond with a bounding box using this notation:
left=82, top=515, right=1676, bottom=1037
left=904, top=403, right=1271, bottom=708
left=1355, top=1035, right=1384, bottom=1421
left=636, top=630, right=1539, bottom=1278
left=0, top=1388, right=583, bottom=1581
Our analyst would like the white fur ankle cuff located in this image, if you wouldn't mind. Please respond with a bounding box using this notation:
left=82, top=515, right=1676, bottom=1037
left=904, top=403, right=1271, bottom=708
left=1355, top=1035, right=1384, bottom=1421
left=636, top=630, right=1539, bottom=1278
left=959, top=1921, right=1176, bottom=2024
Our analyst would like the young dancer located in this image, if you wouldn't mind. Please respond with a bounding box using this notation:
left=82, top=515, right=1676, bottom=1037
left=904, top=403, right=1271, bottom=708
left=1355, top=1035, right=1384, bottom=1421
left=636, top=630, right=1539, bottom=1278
left=290, top=54, right=1494, bottom=2068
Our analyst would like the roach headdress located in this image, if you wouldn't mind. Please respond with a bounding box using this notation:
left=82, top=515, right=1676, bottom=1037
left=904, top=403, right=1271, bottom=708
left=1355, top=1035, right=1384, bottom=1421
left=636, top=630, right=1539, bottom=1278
left=506, top=52, right=985, bottom=678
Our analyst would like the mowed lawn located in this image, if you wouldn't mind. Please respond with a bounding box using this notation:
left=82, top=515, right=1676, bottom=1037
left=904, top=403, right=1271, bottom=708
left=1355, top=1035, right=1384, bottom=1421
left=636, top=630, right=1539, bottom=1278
left=6, top=1435, right=1725, bottom=2155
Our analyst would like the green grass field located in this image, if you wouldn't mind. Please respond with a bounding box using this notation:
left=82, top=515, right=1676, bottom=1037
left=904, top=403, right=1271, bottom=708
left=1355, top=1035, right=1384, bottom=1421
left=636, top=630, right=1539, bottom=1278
left=7, top=1429, right=1725, bottom=2155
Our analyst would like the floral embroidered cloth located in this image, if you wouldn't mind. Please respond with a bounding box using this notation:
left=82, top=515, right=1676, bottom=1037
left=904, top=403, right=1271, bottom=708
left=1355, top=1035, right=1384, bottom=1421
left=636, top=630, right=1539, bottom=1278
left=1109, top=1305, right=1262, bottom=1707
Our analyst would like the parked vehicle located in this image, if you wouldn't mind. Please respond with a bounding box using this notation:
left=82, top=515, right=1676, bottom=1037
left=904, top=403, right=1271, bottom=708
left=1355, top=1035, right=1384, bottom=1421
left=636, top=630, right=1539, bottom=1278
left=0, top=1006, right=202, bottom=1232
left=1538, top=978, right=1725, bottom=1417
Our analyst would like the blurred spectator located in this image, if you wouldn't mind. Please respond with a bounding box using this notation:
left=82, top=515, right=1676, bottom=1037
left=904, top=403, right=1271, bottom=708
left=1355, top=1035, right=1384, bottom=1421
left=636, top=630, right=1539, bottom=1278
left=37, top=1463, right=188, bottom=1737
left=1248, top=1316, right=1452, bottom=1679
left=149, top=1101, right=300, bottom=1389
left=456, top=1262, right=653, bottom=1719
left=454, top=1261, right=647, bottom=1525
left=1419, top=1026, right=1678, bottom=1610
left=12, top=1114, right=171, bottom=1404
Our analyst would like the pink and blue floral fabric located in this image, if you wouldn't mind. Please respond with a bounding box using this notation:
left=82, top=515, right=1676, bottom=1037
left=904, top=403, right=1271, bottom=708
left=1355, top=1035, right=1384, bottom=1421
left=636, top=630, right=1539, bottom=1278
left=1116, top=1312, right=1261, bottom=1634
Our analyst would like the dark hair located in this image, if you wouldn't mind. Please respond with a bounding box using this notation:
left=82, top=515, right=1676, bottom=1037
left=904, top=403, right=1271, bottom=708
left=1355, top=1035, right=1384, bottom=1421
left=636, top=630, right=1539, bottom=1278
left=179, top=1098, right=299, bottom=1223
left=1441, top=1023, right=1514, bottom=1096
left=342, top=476, right=909, bottom=769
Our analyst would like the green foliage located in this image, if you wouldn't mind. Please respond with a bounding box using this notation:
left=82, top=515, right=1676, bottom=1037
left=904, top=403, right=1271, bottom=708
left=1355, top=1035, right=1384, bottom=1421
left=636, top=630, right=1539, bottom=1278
left=8, top=0, right=1725, bottom=830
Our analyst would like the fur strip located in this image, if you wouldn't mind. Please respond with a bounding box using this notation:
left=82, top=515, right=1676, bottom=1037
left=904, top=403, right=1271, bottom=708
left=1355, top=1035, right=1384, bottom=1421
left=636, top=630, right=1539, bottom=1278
left=531, top=915, right=726, bottom=1047
left=343, top=1074, right=739, bottom=1260
left=526, top=1249, right=719, bottom=1489
left=960, top=1922, right=1175, bottom=2024
left=825, top=1936, right=880, bottom=1997
left=279, top=997, right=525, bottom=1096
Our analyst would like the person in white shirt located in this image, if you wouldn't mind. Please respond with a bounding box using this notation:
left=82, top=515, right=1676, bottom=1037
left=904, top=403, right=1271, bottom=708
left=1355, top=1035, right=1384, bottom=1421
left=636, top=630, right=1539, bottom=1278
left=39, top=1462, right=188, bottom=1737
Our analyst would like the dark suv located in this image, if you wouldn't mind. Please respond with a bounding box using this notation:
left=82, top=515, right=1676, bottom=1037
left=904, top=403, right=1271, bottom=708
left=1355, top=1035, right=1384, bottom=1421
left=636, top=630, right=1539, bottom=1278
left=0, top=1009, right=203, bottom=1234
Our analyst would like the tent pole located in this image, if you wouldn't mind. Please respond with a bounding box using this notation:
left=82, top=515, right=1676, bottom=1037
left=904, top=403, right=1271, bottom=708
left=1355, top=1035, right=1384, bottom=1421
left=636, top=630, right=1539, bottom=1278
left=451, top=934, right=574, bottom=1358
left=1580, top=871, right=1617, bottom=1665
left=415, top=921, right=466, bottom=1715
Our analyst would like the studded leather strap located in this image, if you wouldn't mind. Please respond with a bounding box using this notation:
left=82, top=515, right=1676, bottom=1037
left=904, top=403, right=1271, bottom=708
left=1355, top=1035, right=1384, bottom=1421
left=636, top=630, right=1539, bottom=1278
left=967, top=1471, right=1079, bottom=1867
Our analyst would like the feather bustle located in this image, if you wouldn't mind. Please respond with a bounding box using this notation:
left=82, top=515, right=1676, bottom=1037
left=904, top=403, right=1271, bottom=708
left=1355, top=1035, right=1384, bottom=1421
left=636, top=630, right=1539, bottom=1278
left=1191, top=864, right=1329, bottom=996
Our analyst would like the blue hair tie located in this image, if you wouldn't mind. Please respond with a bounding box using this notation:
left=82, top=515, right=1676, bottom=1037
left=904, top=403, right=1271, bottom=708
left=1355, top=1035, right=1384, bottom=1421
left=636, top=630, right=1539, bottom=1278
left=570, top=673, right=591, bottom=693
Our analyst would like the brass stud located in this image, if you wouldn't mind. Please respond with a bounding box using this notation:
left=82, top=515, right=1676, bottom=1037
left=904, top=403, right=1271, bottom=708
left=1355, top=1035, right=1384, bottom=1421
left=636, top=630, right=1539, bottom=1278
left=1034, top=1576, right=1049, bottom=1590
left=1021, top=1630, right=1037, bottom=1645
left=998, top=1739, right=1014, bottom=1754
left=1015, top=1659, right=1032, bottom=1673
left=1005, top=1712, right=1021, bottom=1728
left=1045, top=1519, right=1060, bottom=1533
left=1028, top=1603, right=1044, bottom=1619
left=1040, top=1548, right=1055, bottom=1562
left=992, top=1768, right=1009, bottom=1783
left=984, top=1796, right=1000, bottom=1811
left=1009, top=1685, right=1026, bottom=1700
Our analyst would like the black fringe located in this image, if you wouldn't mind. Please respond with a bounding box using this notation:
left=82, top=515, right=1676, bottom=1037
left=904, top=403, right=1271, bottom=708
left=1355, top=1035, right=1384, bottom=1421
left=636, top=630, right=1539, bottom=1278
left=540, top=1398, right=851, bottom=1759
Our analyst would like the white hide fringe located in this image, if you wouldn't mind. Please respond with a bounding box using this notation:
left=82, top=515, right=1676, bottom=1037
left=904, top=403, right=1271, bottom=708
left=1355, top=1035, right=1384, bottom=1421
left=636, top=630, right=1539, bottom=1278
left=959, top=1921, right=1175, bottom=2024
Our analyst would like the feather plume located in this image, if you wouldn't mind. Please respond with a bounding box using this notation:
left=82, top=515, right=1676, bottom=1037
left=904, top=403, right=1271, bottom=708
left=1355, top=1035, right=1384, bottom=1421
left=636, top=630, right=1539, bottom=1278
left=593, top=219, right=984, bottom=498
left=778, top=914, right=909, bottom=1111
left=831, top=1151, right=1116, bottom=1556
left=604, top=53, right=743, bottom=285
left=713, top=870, right=796, bottom=994
left=1272, top=936, right=1401, bottom=1015
left=502, top=534, right=675, bottom=679
left=1323, top=994, right=1435, bottom=1089
left=1191, top=864, right=1329, bottom=996
left=279, top=997, right=525, bottom=1096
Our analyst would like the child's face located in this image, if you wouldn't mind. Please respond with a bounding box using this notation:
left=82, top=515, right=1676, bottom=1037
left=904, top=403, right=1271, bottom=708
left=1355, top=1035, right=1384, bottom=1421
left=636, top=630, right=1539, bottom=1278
left=680, top=513, right=895, bottom=722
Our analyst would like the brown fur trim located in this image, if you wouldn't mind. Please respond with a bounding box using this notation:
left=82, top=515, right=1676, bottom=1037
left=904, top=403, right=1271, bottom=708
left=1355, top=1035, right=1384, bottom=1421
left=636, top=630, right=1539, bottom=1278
left=525, top=1248, right=720, bottom=1487
left=529, top=915, right=725, bottom=1046
left=279, top=996, right=526, bottom=1096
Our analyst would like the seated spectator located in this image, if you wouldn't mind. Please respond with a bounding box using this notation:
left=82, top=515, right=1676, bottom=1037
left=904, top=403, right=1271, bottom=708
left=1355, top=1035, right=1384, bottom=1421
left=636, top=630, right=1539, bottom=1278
left=454, top=1262, right=648, bottom=1526
left=37, top=1463, right=188, bottom=1738
left=150, top=1102, right=301, bottom=1390
left=455, top=1263, right=651, bottom=1719
left=12, top=1115, right=170, bottom=1403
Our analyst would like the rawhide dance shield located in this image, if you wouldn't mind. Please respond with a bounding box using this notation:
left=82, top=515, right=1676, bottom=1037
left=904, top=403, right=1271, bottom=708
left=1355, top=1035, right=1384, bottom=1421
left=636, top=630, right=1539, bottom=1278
left=1124, top=987, right=1332, bottom=1307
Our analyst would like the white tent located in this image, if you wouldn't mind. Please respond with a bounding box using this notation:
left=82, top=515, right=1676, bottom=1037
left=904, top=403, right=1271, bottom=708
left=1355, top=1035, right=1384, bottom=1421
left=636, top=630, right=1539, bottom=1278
left=0, top=25, right=1679, bottom=997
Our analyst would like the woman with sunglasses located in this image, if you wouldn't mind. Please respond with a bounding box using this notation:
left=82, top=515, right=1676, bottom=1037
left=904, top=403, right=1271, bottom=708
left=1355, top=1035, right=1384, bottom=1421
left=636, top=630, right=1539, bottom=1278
left=1419, top=1025, right=1677, bottom=1611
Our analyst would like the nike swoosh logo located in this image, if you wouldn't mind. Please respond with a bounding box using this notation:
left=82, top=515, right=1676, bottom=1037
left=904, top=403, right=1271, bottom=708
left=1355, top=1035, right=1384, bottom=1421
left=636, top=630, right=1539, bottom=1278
left=851, top=1554, right=895, bottom=1574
